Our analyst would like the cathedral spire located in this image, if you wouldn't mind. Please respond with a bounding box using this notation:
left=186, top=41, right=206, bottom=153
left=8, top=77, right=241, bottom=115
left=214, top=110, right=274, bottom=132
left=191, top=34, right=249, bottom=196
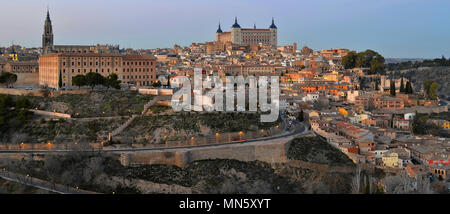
left=46, top=5, right=50, bottom=20
left=42, top=8, right=54, bottom=54
left=216, top=21, right=223, bottom=33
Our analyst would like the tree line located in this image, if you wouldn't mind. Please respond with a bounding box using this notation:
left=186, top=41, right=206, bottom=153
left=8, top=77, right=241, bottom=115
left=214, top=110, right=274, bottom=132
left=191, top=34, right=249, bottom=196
left=386, top=56, right=450, bottom=71
left=72, top=72, right=121, bottom=90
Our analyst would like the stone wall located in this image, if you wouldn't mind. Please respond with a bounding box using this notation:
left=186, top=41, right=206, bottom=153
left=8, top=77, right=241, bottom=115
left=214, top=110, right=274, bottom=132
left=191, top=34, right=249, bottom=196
left=119, top=136, right=294, bottom=168
left=0, top=88, right=88, bottom=98
left=15, top=73, right=39, bottom=87
left=0, top=88, right=47, bottom=97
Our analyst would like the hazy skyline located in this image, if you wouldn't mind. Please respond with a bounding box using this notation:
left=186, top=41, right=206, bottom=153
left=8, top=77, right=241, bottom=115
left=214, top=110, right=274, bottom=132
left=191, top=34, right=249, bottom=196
left=1, top=0, right=449, bottom=58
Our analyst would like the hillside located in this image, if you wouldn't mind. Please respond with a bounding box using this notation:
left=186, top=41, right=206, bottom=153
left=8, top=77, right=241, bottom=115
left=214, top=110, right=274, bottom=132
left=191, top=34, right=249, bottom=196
left=0, top=137, right=356, bottom=194
left=389, top=66, right=450, bottom=99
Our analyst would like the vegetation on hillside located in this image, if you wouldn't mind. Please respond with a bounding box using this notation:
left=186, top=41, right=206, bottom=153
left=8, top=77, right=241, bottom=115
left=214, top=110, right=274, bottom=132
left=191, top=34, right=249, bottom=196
left=0, top=95, right=33, bottom=135
left=22, top=90, right=154, bottom=117
left=287, top=136, right=355, bottom=166
left=0, top=117, right=127, bottom=144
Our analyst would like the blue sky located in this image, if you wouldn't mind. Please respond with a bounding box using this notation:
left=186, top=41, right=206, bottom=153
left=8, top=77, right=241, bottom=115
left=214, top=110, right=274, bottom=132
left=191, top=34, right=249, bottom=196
left=0, top=0, right=449, bottom=58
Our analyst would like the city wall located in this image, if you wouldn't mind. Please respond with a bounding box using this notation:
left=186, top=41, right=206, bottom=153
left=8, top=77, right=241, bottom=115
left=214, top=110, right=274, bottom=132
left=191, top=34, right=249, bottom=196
left=0, top=88, right=46, bottom=97
left=0, top=88, right=89, bottom=97
left=119, top=138, right=293, bottom=168
left=15, top=73, right=39, bottom=87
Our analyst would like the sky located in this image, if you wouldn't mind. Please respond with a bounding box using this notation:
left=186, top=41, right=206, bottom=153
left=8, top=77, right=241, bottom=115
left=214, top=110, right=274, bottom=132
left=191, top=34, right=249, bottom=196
left=0, top=0, right=449, bottom=58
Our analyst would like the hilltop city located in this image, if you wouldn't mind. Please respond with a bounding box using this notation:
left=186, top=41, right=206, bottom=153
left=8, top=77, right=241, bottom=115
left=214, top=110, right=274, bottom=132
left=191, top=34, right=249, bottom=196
left=0, top=10, right=449, bottom=194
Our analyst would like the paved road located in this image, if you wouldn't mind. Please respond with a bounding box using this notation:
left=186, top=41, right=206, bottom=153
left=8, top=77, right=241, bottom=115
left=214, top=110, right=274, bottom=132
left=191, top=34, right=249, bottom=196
left=0, top=170, right=98, bottom=194
left=0, top=113, right=307, bottom=154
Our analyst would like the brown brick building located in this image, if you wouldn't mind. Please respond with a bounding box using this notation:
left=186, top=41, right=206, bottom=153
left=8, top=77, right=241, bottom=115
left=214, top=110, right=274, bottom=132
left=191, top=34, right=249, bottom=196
left=39, top=53, right=156, bottom=89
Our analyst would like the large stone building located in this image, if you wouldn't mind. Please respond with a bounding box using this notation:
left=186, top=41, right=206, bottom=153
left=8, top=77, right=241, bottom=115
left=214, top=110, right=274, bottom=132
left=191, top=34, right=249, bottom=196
left=216, top=17, right=278, bottom=47
left=0, top=55, right=39, bottom=87
left=42, top=10, right=119, bottom=54
left=39, top=53, right=156, bottom=89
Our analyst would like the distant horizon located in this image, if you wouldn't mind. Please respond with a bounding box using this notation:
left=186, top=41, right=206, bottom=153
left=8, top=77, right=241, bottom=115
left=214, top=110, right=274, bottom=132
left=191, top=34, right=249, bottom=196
left=1, top=0, right=449, bottom=58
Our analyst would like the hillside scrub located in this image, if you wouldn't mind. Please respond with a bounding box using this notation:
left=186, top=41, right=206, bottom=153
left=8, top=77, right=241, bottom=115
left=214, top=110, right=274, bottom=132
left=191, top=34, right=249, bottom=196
left=287, top=136, right=355, bottom=166
left=20, top=90, right=154, bottom=118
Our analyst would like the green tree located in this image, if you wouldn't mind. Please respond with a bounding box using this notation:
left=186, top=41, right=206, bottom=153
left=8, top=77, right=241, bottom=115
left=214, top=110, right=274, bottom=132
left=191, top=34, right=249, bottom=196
left=104, top=73, right=121, bottom=90
left=356, top=50, right=377, bottom=68
left=370, top=55, right=385, bottom=75
left=152, top=81, right=162, bottom=87
left=399, top=77, right=405, bottom=93
left=15, top=97, right=32, bottom=109
left=342, top=51, right=357, bottom=69
left=0, top=72, right=18, bottom=88
left=424, top=80, right=432, bottom=96
left=390, top=80, right=396, bottom=96
left=72, top=75, right=86, bottom=89
left=406, top=81, right=413, bottom=94
left=85, top=72, right=105, bottom=91
left=297, top=109, right=304, bottom=122
left=58, top=71, right=63, bottom=89
left=412, top=114, right=428, bottom=135
left=353, top=50, right=385, bottom=75
left=429, top=82, right=438, bottom=100
left=166, top=76, right=171, bottom=87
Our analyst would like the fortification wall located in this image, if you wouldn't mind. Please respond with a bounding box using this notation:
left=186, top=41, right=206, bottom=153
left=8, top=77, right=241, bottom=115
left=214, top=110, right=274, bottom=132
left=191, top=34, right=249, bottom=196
left=15, top=73, right=39, bottom=86
left=119, top=137, right=294, bottom=168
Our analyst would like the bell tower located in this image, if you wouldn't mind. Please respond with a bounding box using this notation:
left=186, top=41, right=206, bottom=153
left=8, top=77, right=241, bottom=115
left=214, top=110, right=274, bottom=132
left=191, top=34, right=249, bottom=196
left=42, top=9, right=54, bottom=54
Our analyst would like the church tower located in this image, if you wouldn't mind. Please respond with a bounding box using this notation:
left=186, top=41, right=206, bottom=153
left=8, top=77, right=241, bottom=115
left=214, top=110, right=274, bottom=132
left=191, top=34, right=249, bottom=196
left=269, top=17, right=278, bottom=47
left=216, top=22, right=223, bottom=42
left=231, top=17, right=242, bottom=45
left=42, top=9, right=54, bottom=54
